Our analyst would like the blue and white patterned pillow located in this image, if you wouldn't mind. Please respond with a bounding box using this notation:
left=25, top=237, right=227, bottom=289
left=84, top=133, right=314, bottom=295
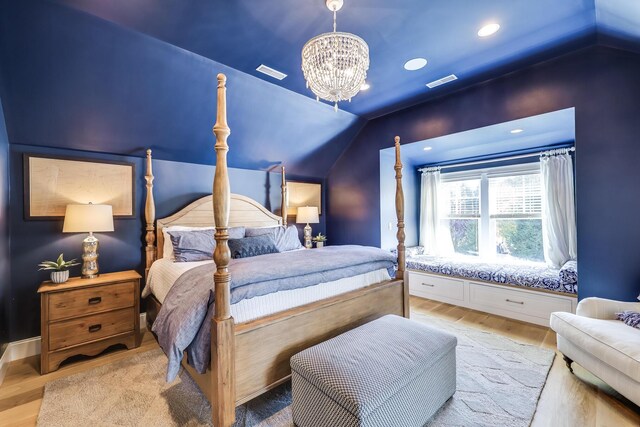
left=616, top=311, right=640, bottom=329
left=559, top=260, right=578, bottom=288
left=228, top=235, right=279, bottom=259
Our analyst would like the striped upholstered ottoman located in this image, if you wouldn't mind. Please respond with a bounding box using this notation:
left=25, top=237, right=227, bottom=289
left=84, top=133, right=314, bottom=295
left=290, top=315, right=457, bottom=427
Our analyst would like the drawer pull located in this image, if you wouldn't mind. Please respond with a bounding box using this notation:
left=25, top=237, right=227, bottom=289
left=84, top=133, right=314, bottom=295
left=505, top=299, right=524, bottom=305
left=88, top=324, right=102, bottom=333
left=421, top=283, right=435, bottom=287
left=88, top=297, right=102, bottom=305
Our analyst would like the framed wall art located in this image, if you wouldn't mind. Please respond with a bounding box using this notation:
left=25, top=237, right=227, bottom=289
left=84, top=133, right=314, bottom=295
left=24, top=154, right=135, bottom=219
left=286, top=181, right=322, bottom=216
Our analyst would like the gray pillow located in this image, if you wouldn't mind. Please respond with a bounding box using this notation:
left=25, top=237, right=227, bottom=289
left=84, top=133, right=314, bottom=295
left=168, top=229, right=215, bottom=262
left=228, top=235, right=279, bottom=259
left=168, top=226, right=246, bottom=262
left=245, top=225, right=303, bottom=252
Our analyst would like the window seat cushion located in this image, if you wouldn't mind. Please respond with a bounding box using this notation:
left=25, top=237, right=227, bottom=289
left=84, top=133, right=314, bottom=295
left=405, top=249, right=577, bottom=295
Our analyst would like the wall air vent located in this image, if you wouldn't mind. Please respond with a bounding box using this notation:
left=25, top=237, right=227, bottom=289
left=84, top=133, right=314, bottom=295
left=256, top=64, right=287, bottom=80
left=426, top=74, right=458, bottom=89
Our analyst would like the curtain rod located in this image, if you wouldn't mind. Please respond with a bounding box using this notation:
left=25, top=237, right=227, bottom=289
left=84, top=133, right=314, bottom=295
left=418, top=146, right=575, bottom=173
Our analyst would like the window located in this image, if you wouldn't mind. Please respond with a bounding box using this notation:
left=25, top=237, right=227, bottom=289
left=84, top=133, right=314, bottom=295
left=440, top=179, right=480, bottom=256
left=438, top=163, right=544, bottom=262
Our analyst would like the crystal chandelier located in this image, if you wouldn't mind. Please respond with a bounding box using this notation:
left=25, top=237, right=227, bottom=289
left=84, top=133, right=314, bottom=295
left=301, top=0, right=369, bottom=111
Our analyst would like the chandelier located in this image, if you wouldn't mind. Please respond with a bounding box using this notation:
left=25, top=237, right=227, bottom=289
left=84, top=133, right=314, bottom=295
left=301, top=0, right=369, bottom=111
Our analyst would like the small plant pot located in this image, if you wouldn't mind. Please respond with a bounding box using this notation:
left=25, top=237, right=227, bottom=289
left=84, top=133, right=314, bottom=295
left=315, top=241, right=325, bottom=248
left=50, top=270, right=69, bottom=284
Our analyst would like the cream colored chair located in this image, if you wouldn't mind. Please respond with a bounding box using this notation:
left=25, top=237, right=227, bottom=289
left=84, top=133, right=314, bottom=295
left=550, top=297, right=640, bottom=407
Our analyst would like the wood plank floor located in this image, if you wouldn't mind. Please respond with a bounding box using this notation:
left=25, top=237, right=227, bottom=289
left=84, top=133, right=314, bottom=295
left=1, top=297, right=639, bottom=426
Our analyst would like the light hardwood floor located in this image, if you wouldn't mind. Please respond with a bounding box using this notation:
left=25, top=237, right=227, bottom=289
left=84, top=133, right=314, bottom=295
left=0, top=297, right=639, bottom=426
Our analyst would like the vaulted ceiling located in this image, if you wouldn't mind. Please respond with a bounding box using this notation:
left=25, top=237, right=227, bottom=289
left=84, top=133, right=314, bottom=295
left=54, top=0, right=639, bottom=117
left=0, top=1, right=638, bottom=176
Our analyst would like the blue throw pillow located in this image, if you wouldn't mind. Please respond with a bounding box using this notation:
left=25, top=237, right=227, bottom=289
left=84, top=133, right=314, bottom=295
left=168, top=226, right=246, bottom=262
left=616, top=311, right=640, bottom=329
left=245, top=225, right=303, bottom=252
left=168, top=229, right=216, bottom=262
left=228, top=235, right=279, bottom=259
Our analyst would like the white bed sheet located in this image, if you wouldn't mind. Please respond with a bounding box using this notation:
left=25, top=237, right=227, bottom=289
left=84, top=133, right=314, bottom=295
left=142, top=258, right=391, bottom=323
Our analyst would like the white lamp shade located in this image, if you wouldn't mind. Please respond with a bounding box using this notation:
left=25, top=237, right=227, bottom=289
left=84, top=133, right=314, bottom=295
left=63, top=204, right=114, bottom=233
left=296, top=206, right=319, bottom=224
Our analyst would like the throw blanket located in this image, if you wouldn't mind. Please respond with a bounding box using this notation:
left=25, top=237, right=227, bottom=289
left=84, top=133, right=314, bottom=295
left=152, top=245, right=397, bottom=381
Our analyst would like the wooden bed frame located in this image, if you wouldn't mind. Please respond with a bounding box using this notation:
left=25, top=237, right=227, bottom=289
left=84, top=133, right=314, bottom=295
left=143, top=73, right=407, bottom=426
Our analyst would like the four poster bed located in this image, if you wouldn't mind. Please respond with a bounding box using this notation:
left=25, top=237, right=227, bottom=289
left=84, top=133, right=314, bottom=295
left=142, top=73, right=407, bottom=426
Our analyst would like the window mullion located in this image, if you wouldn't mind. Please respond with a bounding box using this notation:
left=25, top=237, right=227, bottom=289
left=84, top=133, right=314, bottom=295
left=479, top=173, right=491, bottom=258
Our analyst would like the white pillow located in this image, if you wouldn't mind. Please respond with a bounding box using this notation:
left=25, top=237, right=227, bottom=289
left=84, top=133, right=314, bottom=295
left=162, top=226, right=215, bottom=261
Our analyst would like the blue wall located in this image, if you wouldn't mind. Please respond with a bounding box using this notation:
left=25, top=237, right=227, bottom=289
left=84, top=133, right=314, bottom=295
left=8, top=144, right=324, bottom=341
left=0, top=0, right=365, bottom=178
left=328, top=46, right=640, bottom=302
left=0, top=97, right=9, bottom=356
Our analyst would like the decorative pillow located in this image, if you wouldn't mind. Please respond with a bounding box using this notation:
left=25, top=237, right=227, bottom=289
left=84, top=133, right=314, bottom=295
left=165, top=226, right=245, bottom=262
left=245, top=225, right=303, bottom=252
left=162, top=226, right=214, bottom=260
left=228, top=235, right=279, bottom=259
left=168, top=229, right=216, bottom=262
left=616, top=311, right=640, bottom=329
left=559, top=260, right=578, bottom=287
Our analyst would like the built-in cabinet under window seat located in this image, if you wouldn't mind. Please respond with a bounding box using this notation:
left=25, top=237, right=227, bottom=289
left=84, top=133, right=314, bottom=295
left=406, top=248, right=577, bottom=326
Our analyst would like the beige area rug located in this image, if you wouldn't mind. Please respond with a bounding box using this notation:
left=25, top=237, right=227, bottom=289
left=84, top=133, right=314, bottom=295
left=37, top=317, right=554, bottom=427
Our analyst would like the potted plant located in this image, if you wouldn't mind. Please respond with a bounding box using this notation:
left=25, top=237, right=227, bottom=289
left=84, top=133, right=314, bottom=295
left=312, top=233, right=328, bottom=248
left=38, top=254, right=79, bottom=284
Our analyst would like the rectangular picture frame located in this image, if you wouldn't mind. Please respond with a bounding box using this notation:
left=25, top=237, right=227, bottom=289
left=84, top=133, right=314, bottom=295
left=286, top=181, right=322, bottom=217
left=24, top=154, right=136, bottom=220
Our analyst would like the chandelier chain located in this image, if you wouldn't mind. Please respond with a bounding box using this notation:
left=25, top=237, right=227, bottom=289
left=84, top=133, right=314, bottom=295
left=333, top=9, right=337, bottom=33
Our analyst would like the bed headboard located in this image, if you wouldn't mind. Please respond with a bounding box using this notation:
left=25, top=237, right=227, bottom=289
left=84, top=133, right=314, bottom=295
left=155, top=194, right=282, bottom=259
left=143, top=148, right=288, bottom=274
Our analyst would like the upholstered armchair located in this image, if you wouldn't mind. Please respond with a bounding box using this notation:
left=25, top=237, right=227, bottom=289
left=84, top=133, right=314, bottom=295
left=550, top=297, right=640, bottom=407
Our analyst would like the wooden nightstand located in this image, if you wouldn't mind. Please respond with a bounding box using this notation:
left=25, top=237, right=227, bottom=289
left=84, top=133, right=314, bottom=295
left=38, top=270, right=141, bottom=374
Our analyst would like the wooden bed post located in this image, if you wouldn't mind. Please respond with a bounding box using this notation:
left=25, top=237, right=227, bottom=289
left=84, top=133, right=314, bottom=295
left=211, top=73, right=236, bottom=427
left=394, top=136, right=408, bottom=317
left=281, top=166, right=287, bottom=226
left=144, top=149, right=156, bottom=279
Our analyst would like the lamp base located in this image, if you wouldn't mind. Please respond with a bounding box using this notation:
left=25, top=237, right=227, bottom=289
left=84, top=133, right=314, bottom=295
left=81, top=233, right=100, bottom=279
left=304, top=224, right=313, bottom=249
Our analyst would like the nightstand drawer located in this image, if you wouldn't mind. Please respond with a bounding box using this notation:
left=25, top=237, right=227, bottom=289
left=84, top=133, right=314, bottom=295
left=48, top=281, right=135, bottom=321
left=48, top=308, right=134, bottom=351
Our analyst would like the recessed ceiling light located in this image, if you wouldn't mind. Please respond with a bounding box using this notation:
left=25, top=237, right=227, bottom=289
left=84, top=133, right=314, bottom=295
left=423, top=146, right=433, bottom=151
left=404, top=58, right=428, bottom=71
left=478, top=23, right=500, bottom=37
left=510, top=128, right=524, bottom=134
left=360, top=82, right=370, bottom=91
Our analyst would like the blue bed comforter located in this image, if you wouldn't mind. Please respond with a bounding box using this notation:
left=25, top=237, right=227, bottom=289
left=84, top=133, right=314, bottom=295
left=152, top=245, right=396, bottom=381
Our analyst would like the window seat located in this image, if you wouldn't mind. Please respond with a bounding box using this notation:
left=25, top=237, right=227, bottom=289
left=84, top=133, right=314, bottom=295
left=405, top=247, right=577, bottom=295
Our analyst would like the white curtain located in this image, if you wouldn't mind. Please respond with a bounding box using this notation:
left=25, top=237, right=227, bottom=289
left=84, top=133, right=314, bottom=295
left=541, top=152, right=577, bottom=268
left=419, top=169, right=441, bottom=254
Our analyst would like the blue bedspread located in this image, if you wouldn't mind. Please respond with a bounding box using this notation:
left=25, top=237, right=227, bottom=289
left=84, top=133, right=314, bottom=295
left=152, top=245, right=396, bottom=381
left=406, top=248, right=577, bottom=295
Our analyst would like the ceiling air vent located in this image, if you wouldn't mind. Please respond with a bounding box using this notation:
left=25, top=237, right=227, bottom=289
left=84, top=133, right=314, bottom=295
left=256, top=64, right=287, bottom=80
left=426, top=74, right=458, bottom=89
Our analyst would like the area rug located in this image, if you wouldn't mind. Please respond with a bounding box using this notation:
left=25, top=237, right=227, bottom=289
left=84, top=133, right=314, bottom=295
left=37, top=317, right=554, bottom=427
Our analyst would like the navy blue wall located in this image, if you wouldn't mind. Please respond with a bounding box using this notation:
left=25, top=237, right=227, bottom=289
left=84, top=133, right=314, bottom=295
left=328, top=46, right=640, bottom=302
left=0, top=97, right=9, bottom=356
left=9, top=144, right=324, bottom=341
left=0, top=0, right=365, bottom=178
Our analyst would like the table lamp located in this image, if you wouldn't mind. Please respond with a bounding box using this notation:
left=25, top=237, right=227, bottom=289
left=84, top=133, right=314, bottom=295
left=63, top=203, right=114, bottom=278
left=296, top=206, right=319, bottom=249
